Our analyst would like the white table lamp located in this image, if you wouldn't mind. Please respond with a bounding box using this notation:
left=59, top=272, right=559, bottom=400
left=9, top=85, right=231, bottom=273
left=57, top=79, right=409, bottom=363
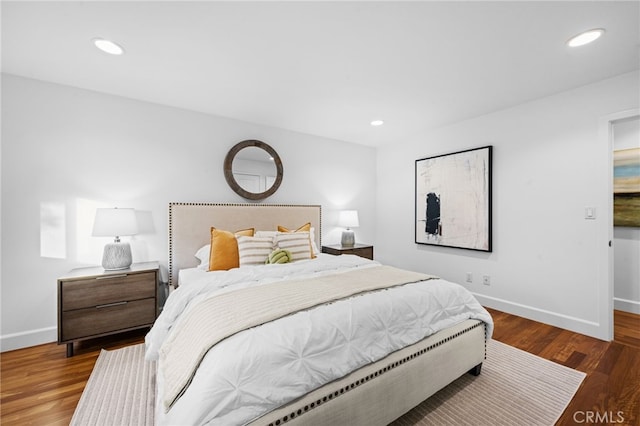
left=338, top=210, right=359, bottom=247
left=92, top=208, right=138, bottom=270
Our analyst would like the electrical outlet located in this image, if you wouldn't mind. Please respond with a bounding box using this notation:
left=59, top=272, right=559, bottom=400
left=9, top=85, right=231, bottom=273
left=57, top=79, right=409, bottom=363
left=466, top=272, right=473, bottom=283
left=482, top=275, right=491, bottom=286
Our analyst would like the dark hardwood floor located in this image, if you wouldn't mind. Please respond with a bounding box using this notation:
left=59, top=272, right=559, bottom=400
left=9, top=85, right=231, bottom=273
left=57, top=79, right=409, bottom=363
left=0, top=330, right=148, bottom=425
left=1, top=309, right=639, bottom=425
left=488, top=308, right=640, bottom=426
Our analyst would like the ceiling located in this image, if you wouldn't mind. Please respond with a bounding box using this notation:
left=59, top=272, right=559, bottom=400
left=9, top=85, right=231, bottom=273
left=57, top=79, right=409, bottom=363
left=2, top=1, right=639, bottom=147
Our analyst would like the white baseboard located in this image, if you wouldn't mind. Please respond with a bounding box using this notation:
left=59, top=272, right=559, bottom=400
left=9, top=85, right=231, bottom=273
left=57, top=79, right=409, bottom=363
left=0, top=326, right=56, bottom=352
left=614, top=297, right=640, bottom=315
left=473, top=293, right=609, bottom=341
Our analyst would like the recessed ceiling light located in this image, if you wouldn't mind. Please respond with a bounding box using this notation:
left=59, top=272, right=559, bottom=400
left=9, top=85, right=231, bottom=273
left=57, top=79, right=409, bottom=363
left=93, top=38, right=125, bottom=55
left=370, top=120, right=384, bottom=126
left=567, top=29, right=605, bottom=47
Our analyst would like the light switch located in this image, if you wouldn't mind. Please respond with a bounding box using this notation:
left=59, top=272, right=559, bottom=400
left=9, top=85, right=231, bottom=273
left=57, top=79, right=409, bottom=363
left=585, top=207, right=596, bottom=220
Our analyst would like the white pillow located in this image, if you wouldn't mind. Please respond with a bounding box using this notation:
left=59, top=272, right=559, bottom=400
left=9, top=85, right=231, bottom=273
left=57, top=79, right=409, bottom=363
left=194, top=244, right=211, bottom=270
left=275, top=231, right=312, bottom=261
left=237, top=236, right=274, bottom=266
left=309, top=227, right=320, bottom=256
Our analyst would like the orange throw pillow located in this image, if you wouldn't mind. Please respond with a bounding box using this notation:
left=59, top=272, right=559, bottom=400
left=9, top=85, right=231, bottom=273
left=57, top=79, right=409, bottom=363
left=209, top=227, right=254, bottom=271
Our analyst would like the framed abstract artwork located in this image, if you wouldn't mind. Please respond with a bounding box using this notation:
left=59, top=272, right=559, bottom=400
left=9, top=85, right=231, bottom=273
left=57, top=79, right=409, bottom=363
left=614, top=147, right=640, bottom=227
left=415, top=145, right=492, bottom=251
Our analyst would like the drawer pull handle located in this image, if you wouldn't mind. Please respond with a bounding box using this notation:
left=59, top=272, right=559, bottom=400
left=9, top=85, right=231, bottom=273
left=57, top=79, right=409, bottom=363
left=96, top=301, right=128, bottom=309
left=95, top=274, right=128, bottom=280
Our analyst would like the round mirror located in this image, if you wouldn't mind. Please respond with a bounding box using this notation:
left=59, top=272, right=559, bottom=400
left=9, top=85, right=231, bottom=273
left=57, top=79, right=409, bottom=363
left=224, top=140, right=283, bottom=200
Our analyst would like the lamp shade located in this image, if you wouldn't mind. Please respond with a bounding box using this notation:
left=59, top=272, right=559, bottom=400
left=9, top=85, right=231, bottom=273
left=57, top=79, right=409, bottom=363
left=338, top=210, right=359, bottom=228
left=92, top=208, right=138, bottom=237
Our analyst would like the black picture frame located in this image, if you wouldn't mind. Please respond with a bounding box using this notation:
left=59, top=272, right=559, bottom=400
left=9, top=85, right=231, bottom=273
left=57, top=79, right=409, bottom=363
left=415, top=145, right=492, bottom=252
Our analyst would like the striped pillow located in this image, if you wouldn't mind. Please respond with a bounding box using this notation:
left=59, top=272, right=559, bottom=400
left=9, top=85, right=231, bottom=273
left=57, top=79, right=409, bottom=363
left=275, top=231, right=312, bottom=261
left=237, top=236, right=274, bottom=266
left=276, top=222, right=317, bottom=258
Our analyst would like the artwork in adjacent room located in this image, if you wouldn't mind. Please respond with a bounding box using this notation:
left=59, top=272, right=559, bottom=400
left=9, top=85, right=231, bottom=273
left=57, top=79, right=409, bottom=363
left=415, top=146, right=492, bottom=251
left=614, top=147, right=640, bottom=227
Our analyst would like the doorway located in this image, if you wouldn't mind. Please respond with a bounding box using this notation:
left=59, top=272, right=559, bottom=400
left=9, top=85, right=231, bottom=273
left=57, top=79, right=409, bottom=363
left=612, top=117, right=640, bottom=335
left=602, top=110, right=640, bottom=341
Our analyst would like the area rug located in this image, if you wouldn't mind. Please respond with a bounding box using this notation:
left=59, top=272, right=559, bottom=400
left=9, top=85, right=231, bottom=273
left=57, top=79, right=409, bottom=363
left=392, top=339, right=586, bottom=425
left=70, top=344, right=155, bottom=426
left=72, top=340, right=585, bottom=425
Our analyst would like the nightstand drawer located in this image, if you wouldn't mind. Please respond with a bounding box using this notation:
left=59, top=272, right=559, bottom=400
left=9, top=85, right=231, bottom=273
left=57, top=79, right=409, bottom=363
left=336, top=247, right=373, bottom=258
left=61, top=271, right=156, bottom=311
left=61, top=298, right=156, bottom=341
left=321, top=244, right=374, bottom=260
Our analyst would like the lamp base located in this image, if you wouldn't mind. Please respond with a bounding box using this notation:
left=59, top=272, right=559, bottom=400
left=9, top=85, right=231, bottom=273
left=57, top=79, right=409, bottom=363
left=341, top=229, right=355, bottom=247
left=102, top=242, right=133, bottom=270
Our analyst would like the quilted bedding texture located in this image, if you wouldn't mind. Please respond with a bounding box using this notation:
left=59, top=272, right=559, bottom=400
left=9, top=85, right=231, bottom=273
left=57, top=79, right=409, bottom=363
left=145, top=254, right=493, bottom=425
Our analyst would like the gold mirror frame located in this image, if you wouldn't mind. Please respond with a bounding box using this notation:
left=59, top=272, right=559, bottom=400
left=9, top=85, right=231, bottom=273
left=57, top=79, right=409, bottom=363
left=223, top=140, right=284, bottom=201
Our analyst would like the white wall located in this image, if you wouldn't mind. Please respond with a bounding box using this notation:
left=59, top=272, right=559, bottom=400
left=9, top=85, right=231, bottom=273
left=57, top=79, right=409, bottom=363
left=613, top=117, right=640, bottom=314
left=376, top=71, right=639, bottom=340
left=0, top=74, right=377, bottom=351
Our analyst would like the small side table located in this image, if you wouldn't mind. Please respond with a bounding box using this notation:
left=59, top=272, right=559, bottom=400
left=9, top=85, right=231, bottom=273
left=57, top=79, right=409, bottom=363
left=321, top=244, right=374, bottom=260
left=57, top=261, right=159, bottom=357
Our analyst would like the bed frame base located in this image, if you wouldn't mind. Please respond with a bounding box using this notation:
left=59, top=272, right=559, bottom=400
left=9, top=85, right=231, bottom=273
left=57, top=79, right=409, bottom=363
left=469, top=363, right=483, bottom=376
left=167, top=203, right=487, bottom=425
left=251, top=319, right=486, bottom=426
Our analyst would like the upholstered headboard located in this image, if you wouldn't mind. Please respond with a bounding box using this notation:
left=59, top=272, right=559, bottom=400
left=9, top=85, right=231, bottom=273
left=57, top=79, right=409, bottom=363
left=168, top=203, right=322, bottom=287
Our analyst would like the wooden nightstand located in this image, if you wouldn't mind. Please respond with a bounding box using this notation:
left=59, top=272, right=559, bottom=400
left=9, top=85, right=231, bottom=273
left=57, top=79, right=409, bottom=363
left=57, top=262, right=159, bottom=357
left=321, top=244, right=374, bottom=260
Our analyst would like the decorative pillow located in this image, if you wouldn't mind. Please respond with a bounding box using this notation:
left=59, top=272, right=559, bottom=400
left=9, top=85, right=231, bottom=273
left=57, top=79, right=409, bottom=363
left=275, top=231, right=312, bottom=261
left=277, top=222, right=311, bottom=233
left=208, top=227, right=255, bottom=271
left=235, top=228, right=255, bottom=237
left=256, top=229, right=315, bottom=257
left=277, top=223, right=318, bottom=258
left=237, top=236, right=274, bottom=266
left=195, top=244, right=211, bottom=269
left=309, top=227, right=320, bottom=256
left=255, top=230, right=277, bottom=239
left=265, top=249, right=292, bottom=264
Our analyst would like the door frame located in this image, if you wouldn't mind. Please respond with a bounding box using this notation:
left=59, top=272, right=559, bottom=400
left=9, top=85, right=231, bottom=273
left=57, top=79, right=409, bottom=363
left=598, top=108, right=639, bottom=341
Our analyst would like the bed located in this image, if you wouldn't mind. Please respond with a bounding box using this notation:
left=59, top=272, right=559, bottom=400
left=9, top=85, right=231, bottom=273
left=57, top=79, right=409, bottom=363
left=146, top=202, right=493, bottom=425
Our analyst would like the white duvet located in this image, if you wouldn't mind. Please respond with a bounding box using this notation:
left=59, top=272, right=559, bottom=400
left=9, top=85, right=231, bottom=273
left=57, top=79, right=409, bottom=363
left=146, top=254, right=493, bottom=426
